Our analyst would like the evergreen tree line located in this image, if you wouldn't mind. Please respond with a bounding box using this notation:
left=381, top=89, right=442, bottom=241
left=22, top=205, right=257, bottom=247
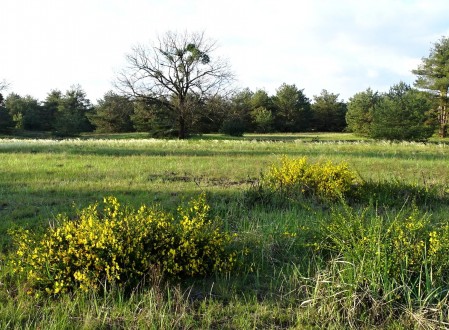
left=346, top=82, right=438, bottom=141
left=0, top=86, right=93, bottom=136
left=0, top=84, right=348, bottom=137
left=0, top=81, right=442, bottom=141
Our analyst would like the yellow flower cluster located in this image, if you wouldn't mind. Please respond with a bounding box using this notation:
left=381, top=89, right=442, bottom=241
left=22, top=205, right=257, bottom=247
left=427, top=223, right=449, bottom=272
left=382, top=210, right=449, bottom=279
left=9, top=193, right=236, bottom=296
left=263, top=156, right=361, bottom=201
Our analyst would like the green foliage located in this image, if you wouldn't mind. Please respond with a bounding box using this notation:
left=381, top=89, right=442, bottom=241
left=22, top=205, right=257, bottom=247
left=359, top=179, right=445, bottom=207
left=413, top=36, right=449, bottom=137
left=4, top=93, right=49, bottom=130
left=220, top=117, right=246, bottom=136
left=261, top=156, right=362, bottom=201
left=53, top=86, right=94, bottom=136
left=311, top=89, right=347, bottom=132
left=370, top=82, right=435, bottom=141
left=89, top=91, right=135, bottom=133
left=131, top=97, right=184, bottom=138
left=223, top=89, right=254, bottom=133
left=2, top=136, right=449, bottom=327
left=250, top=106, right=273, bottom=133
left=193, top=95, right=229, bottom=134
left=0, top=97, right=14, bottom=132
left=273, top=83, right=311, bottom=132
left=346, top=88, right=379, bottom=136
left=299, top=204, right=449, bottom=327
left=9, top=194, right=237, bottom=296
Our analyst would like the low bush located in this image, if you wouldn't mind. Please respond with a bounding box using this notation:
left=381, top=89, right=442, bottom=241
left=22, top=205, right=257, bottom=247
left=261, top=156, right=362, bottom=202
left=9, top=194, right=237, bottom=296
left=220, top=118, right=246, bottom=137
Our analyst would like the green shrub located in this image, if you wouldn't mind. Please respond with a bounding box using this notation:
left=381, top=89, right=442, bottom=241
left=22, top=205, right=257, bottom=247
left=261, top=156, right=362, bottom=202
left=9, top=194, right=237, bottom=296
left=220, top=118, right=246, bottom=137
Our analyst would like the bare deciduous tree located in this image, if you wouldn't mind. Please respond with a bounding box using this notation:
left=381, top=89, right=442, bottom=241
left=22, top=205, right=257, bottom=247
left=116, top=31, right=234, bottom=139
left=0, top=79, right=10, bottom=92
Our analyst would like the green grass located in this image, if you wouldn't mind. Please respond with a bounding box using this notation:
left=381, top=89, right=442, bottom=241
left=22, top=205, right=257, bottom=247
left=1, top=133, right=449, bottom=328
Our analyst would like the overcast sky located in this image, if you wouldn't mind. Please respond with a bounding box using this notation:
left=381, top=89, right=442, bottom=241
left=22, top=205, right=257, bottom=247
left=1, top=0, right=449, bottom=103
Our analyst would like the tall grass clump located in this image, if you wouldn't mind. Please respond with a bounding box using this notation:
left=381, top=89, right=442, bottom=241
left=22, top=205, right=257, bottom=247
left=8, top=194, right=237, bottom=296
left=301, top=204, right=449, bottom=327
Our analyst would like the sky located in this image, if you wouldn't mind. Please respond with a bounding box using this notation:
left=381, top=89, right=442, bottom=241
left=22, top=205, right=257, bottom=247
left=1, top=0, right=449, bottom=104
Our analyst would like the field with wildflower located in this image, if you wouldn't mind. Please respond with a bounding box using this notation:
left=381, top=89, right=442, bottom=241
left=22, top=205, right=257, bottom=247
left=1, top=134, right=449, bottom=328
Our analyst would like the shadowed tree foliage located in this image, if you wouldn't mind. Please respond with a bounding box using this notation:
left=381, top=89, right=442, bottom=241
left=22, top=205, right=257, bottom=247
left=250, top=89, right=272, bottom=110
left=89, top=92, right=135, bottom=133
left=194, top=95, right=230, bottom=134
left=346, top=88, right=380, bottom=136
left=116, top=31, right=234, bottom=139
left=311, top=90, right=347, bottom=132
left=413, top=36, right=449, bottom=137
left=0, top=92, right=14, bottom=133
left=220, top=88, right=253, bottom=136
left=53, top=86, right=94, bottom=136
left=4, top=94, right=47, bottom=130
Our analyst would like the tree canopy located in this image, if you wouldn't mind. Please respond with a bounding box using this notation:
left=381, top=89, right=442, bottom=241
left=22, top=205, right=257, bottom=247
left=89, top=92, right=135, bottom=133
left=116, top=31, right=234, bottom=139
left=370, top=82, right=435, bottom=141
left=273, top=83, right=311, bottom=132
left=412, top=36, right=449, bottom=137
left=311, top=90, right=347, bottom=132
left=346, top=88, right=379, bottom=136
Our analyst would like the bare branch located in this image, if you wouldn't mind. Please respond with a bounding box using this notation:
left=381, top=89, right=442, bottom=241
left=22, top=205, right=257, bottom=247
left=0, top=79, right=10, bottom=92
left=114, top=31, right=235, bottom=138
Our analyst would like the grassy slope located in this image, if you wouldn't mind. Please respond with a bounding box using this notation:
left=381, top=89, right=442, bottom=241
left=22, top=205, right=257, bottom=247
left=1, top=133, right=449, bottom=328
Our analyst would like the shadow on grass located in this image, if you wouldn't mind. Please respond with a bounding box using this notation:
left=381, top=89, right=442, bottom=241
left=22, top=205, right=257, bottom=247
left=357, top=179, right=449, bottom=208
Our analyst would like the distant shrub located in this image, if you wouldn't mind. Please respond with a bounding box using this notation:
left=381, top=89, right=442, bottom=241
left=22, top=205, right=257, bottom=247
left=0, top=105, right=14, bottom=133
left=220, top=118, right=246, bottom=137
left=261, top=156, right=362, bottom=202
left=9, top=194, right=237, bottom=296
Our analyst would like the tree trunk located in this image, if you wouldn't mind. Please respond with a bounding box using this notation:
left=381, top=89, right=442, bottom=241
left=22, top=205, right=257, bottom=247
left=439, top=118, right=447, bottom=138
left=439, top=91, right=448, bottom=138
left=178, top=115, right=186, bottom=139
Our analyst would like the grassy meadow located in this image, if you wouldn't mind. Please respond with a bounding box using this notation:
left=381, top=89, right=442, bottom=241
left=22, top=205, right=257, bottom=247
left=1, top=133, right=449, bottom=329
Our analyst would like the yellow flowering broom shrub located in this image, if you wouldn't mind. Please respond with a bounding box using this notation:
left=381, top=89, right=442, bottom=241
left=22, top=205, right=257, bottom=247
left=262, top=156, right=362, bottom=201
left=9, top=194, right=237, bottom=295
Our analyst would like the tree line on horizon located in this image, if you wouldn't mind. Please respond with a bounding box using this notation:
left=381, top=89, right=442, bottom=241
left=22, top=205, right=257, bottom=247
left=0, top=32, right=448, bottom=141
left=0, top=84, right=347, bottom=137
